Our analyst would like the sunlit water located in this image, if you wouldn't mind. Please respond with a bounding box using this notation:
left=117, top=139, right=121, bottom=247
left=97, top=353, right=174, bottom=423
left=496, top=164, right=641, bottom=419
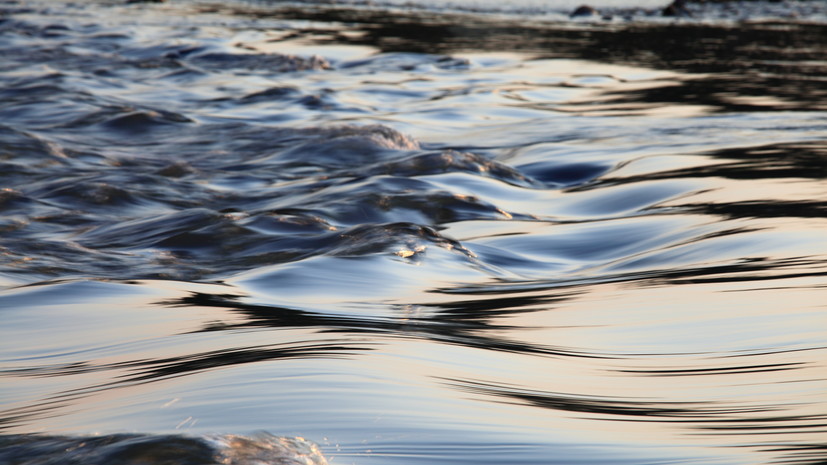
left=1, top=0, right=826, bottom=464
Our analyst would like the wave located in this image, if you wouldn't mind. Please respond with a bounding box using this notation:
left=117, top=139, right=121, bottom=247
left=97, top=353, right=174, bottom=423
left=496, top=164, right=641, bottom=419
left=2, top=2, right=826, bottom=464
left=0, top=432, right=328, bottom=465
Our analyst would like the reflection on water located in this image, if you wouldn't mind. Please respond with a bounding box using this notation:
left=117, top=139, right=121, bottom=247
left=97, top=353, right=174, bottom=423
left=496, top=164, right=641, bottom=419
left=1, top=0, right=827, bottom=464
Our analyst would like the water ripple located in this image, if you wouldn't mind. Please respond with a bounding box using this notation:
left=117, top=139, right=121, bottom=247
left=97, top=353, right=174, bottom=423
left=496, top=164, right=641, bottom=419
left=1, top=1, right=826, bottom=464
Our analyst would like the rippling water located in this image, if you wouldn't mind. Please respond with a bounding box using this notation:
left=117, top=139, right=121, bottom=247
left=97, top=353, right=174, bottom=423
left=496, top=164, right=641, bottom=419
left=1, top=0, right=826, bottom=464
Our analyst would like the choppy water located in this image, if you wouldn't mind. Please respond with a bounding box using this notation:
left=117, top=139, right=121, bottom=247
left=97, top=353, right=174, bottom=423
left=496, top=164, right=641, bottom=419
left=1, top=0, right=826, bottom=464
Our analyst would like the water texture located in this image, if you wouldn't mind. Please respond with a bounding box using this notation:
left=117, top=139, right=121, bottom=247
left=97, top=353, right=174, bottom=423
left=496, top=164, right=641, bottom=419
left=1, top=0, right=826, bottom=464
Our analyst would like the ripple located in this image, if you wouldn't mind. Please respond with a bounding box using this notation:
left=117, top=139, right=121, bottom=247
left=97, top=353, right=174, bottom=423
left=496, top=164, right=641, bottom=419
left=1, top=2, right=826, bottom=464
left=0, top=433, right=329, bottom=465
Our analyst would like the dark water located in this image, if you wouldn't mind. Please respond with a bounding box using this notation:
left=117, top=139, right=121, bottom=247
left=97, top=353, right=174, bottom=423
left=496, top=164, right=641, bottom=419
left=1, top=0, right=827, bottom=464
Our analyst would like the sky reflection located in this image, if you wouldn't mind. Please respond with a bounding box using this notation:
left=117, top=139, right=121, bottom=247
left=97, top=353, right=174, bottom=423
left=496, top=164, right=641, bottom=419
left=1, top=2, right=826, bottom=464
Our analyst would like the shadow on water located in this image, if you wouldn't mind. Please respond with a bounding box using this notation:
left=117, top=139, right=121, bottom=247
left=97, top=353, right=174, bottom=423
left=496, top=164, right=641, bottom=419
left=163, top=290, right=593, bottom=358
left=603, top=140, right=827, bottom=183
left=586, top=140, right=827, bottom=219
left=222, top=3, right=827, bottom=112
left=0, top=282, right=582, bottom=429
left=440, top=255, right=827, bottom=293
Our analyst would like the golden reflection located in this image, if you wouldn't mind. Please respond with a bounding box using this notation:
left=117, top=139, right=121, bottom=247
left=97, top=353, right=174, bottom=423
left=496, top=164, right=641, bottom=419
left=3, top=2, right=826, bottom=463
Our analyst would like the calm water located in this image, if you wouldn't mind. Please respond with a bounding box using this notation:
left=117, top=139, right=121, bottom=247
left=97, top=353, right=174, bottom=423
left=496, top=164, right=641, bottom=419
left=1, top=0, right=826, bottom=464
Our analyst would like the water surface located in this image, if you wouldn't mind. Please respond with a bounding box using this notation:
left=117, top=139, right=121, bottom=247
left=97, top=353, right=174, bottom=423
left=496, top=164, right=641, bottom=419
left=1, top=0, right=826, bottom=464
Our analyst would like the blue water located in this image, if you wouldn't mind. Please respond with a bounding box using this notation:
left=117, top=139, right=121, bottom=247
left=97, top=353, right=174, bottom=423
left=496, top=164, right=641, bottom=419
left=1, top=0, right=826, bottom=464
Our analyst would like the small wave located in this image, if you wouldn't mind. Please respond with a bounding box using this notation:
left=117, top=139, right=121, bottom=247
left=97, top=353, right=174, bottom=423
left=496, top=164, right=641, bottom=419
left=295, top=124, right=421, bottom=151
left=101, top=110, right=194, bottom=133
left=0, top=432, right=328, bottom=465
left=341, top=52, right=471, bottom=71
left=271, top=124, right=422, bottom=169
left=188, top=51, right=331, bottom=73
left=239, top=86, right=302, bottom=103
left=366, top=150, right=537, bottom=188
